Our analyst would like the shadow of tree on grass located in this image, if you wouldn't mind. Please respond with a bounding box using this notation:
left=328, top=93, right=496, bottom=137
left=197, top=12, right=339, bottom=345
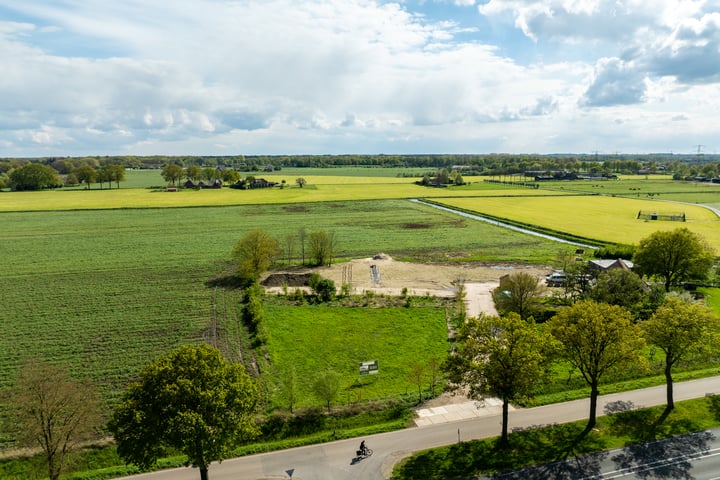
left=394, top=422, right=609, bottom=480
left=607, top=404, right=715, bottom=480
left=490, top=423, right=608, bottom=479
left=708, top=394, right=720, bottom=423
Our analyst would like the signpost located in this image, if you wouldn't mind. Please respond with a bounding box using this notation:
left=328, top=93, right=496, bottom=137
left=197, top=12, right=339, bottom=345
left=359, top=360, right=379, bottom=376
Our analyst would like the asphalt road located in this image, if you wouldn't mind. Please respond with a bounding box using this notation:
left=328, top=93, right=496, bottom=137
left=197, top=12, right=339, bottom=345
left=114, top=376, right=720, bottom=480
left=489, top=428, right=720, bottom=479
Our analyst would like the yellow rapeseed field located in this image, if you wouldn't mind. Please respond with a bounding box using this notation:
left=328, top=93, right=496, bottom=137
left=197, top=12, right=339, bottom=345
left=434, top=196, right=720, bottom=251
left=0, top=181, right=567, bottom=212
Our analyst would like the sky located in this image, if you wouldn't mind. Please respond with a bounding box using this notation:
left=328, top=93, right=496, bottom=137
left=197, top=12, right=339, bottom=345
left=1, top=0, right=719, bottom=157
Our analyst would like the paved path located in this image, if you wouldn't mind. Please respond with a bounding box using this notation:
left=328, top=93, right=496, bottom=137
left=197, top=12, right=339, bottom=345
left=414, top=397, right=509, bottom=427
left=114, top=376, right=720, bottom=480
left=463, top=281, right=499, bottom=319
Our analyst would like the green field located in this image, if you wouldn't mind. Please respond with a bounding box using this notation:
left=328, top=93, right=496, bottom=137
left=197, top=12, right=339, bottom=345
left=3, top=170, right=720, bottom=457
left=432, top=195, right=720, bottom=250
left=539, top=176, right=720, bottom=209
left=0, top=198, right=564, bottom=447
left=263, top=300, right=449, bottom=408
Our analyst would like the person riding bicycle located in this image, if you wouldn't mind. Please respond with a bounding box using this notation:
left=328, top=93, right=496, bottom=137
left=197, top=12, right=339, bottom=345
left=359, top=440, right=367, bottom=456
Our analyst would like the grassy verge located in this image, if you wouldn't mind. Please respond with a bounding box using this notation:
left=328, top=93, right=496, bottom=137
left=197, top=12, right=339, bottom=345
left=393, top=395, right=720, bottom=480
left=530, top=366, right=720, bottom=406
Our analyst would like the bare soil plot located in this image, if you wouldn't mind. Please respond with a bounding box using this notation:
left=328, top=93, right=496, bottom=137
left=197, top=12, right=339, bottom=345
left=263, top=255, right=550, bottom=316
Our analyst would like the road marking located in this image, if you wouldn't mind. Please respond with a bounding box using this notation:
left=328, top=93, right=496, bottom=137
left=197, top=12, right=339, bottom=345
left=594, top=446, right=720, bottom=479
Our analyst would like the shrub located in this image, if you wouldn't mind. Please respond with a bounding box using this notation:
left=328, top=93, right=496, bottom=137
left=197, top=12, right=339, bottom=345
left=313, top=279, right=336, bottom=302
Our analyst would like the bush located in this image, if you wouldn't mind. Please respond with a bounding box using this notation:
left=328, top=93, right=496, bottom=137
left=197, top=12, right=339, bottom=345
left=313, top=279, right=336, bottom=302
left=307, top=274, right=336, bottom=302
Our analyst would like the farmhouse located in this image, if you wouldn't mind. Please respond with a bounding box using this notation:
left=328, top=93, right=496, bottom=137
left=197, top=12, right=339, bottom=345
left=588, top=258, right=634, bottom=276
left=250, top=178, right=277, bottom=189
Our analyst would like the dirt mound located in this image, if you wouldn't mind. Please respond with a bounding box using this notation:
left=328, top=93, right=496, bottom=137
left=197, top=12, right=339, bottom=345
left=372, top=253, right=392, bottom=260
left=261, top=273, right=313, bottom=287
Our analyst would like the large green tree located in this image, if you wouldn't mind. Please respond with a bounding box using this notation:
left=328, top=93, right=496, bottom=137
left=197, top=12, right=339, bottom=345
left=74, top=165, right=97, bottom=189
left=8, top=359, right=102, bottom=480
left=9, top=163, right=61, bottom=191
left=492, top=272, right=545, bottom=320
left=548, top=301, right=646, bottom=431
left=161, top=163, right=184, bottom=186
left=642, top=295, right=719, bottom=410
left=186, top=164, right=202, bottom=182
left=308, top=230, right=336, bottom=266
left=232, top=229, right=281, bottom=280
left=103, top=164, right=126, bottom=189
left=444, top=313, right=557, bottom=445
left=109, top=344, right=259, bottom=480
left=633, top=228, right=715, bottom=291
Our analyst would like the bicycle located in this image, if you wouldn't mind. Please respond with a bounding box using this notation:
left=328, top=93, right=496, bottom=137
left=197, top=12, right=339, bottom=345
left=356, top=447, right=373, bottom=459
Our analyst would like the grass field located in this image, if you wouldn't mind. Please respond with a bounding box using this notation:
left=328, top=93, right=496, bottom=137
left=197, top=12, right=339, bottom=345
left=539, top=176, right=720, bottom=209
left=0, top=199, right=563, bottom=448
left=432, top=195, right=720, bottom=250
left=262, top=299, right=449, bottom=408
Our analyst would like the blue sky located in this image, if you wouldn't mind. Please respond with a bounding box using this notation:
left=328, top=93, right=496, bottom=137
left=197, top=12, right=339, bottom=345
left=1, top=0, right=719, bottom=157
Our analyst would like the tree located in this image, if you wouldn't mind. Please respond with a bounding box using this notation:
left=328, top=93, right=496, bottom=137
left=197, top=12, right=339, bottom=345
left=444, top=313, right=557, bottom=445
left=492, top=272, right=544, bottom=320
left=8, top=359, right=102, bottom=480
left=298, top=227, right=307, bottom=265
left=295, top=177, right=307, bottom=188
left=642, top=295, right=718, bottom=410
left=161, top=163, right=184, bottom=186
left=633, top=228, right=715, bottom=291
left=109, top=344, right=259, bottom=480
left=9, top=163, right=61, bottom=191
left=186, top=165, right=202, bottom=182
left=202, top=167, right=218, bottom=182
left=308, top=230, right=336, bottom=266
left=221, top=169, right=240, bottom=184
left=282, top=233, right=297, bottom=264
left=96, top=166, right=110, bottom=189
left=279, top=366, right=299, bottom=413
left=408, top=361, right=426, bottom=403
left=64, top=172, right=79, bottom=186
left=587, top=268, right=659, bottom=318
left=74, top=165, right=97, bottom=189
left=232, top=230, right=281, bottom=281
left=312, top=370, right=341, bottom=412
left=547, top=301, right=646, bottom=431
left=427, top=356, right=441, bottom=396
left=103, top=164, right=126, bottom=189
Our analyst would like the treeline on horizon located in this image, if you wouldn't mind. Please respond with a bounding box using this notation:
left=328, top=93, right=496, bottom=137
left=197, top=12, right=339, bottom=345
left=2, top=152, right=719, bottom=177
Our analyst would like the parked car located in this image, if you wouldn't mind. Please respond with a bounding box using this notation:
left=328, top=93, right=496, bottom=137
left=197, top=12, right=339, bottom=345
left=546, top=271, right=567, bottom=287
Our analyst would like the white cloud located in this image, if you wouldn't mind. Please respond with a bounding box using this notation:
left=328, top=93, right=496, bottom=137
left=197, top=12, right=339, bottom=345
left=0, top=0, right=718, bottom=155
left=582, top=58, right=647, bottom=106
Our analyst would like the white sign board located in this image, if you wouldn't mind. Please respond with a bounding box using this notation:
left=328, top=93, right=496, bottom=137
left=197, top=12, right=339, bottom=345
left=359, top=360, right=379, bottom=375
